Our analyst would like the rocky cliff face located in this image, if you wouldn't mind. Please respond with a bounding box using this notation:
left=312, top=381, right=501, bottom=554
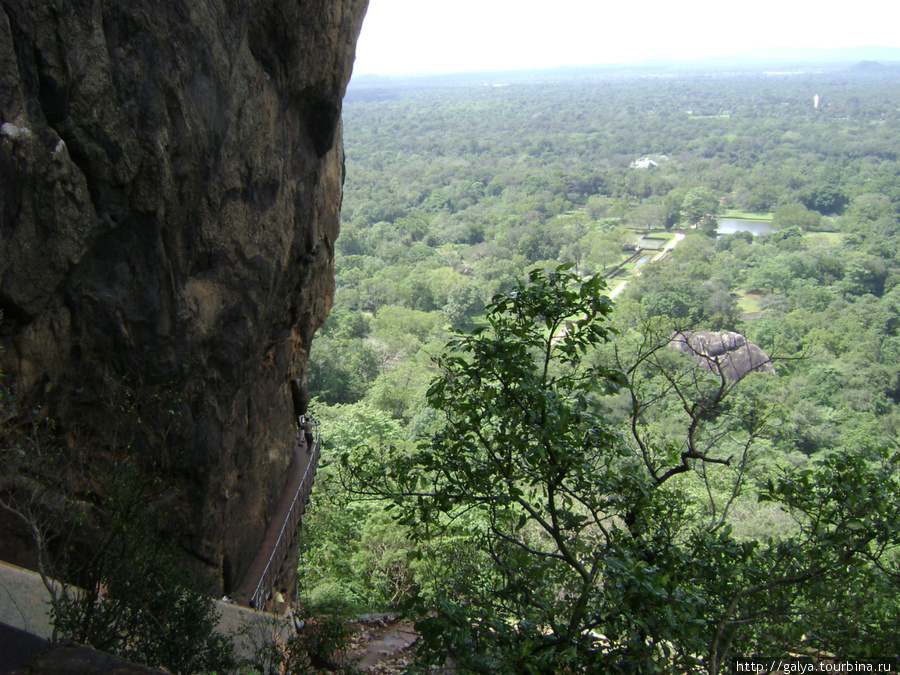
left=0, top=0, right=367, bottom=594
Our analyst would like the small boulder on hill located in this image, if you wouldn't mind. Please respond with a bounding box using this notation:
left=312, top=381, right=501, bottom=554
left=669, top=330, right=776, bottom=381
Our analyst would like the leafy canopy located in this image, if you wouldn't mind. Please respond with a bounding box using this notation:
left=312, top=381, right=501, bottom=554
left=343, top=265, right=900, bottom=674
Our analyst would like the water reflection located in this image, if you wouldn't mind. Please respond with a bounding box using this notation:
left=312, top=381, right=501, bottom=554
left=717, top=219, right=774, bottom=236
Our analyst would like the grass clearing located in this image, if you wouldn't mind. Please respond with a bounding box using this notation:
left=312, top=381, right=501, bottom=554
left=721, top=209, right=773, bottom=221
left=733, top=288, right=762, bottom=314
left=737, top=296, right=760, bottom=314
left=804, top=231, right=843, bottom=247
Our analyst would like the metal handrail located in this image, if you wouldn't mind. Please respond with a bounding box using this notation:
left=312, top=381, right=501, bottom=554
left=248, top=437, right=320, bottom=609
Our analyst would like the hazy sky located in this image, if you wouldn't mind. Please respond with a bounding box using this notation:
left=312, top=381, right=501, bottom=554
left=352, top=0, right=900, bottom=76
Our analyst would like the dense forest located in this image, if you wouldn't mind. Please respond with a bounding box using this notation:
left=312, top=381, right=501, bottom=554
left=300, top=64, right=900, bottom=672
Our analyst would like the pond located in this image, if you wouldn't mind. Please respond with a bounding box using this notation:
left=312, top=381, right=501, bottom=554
left=634, top=254, right=653, bottom=266
left=717, top=219, right=774, bottom=236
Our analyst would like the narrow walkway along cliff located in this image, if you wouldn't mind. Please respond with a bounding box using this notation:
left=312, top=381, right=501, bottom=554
left=235, top=426, right=320, bottom=609
left=0, top=0, right=368, bottom=597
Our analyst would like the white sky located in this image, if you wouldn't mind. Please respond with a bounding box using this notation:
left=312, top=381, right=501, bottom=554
left=352, top=0, right=900, bottom=76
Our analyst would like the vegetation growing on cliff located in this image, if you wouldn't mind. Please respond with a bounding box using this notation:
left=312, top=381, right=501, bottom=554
left=0, top=401, right=234, bottom=673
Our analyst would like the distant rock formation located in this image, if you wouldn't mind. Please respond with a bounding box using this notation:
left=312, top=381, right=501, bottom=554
left=0, top=0, right=368, bottom=596
left=669, top=331, right=776, bottom=381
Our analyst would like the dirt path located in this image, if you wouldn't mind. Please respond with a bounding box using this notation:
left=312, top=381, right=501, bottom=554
left=606, top=232, right=684, bottom=300
left=652, top=232, right=685, bottom=261
left=609, top=280, right=628, bottom=298
left=344, top=616, right=418, bottom=673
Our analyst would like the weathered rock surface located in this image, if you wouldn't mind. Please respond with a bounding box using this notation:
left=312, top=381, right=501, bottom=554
left=1, top=621, right=166, bottom=675
left=0, top=0, right=367, bottom=595
left=669, top=330, right=776, bottom=381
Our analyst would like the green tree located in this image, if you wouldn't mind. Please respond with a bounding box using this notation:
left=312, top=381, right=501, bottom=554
left=352, top=265, right=632, bottom=671
left=299, top=400, right=416, bottom=614
left=680, top=187, right=719, bottom=226
left=442, top=283, right=485, bottom=329
left=800, top=185, right=847, bottom=215
left=585, top=225, right=636, bottom=271
left=307, top=336, right=379, bottom=404
left=773, top=203, right=822, bottom=231
left=344, top=267, right=900, bottom=673
left=586, top=194, right=613, bottom=220
left=0, top=432, right=233, bottom=673
left=627, top=203, right=666, bottom=231
left=368, top=356, right=433, bottom=423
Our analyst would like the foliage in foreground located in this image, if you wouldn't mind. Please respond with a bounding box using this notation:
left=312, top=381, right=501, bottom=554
left=235, top=614, right=358, bottom=675
left=0, top=402, right=233, bottom=673
left=0, top=368, right=367, bottom=674
left=342, top=266, right=900, bottom=674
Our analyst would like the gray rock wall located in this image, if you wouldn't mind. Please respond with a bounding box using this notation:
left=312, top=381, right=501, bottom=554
left=670, top=330, right=776, bottom=381
left=0, top=0, right=367, bottom=594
